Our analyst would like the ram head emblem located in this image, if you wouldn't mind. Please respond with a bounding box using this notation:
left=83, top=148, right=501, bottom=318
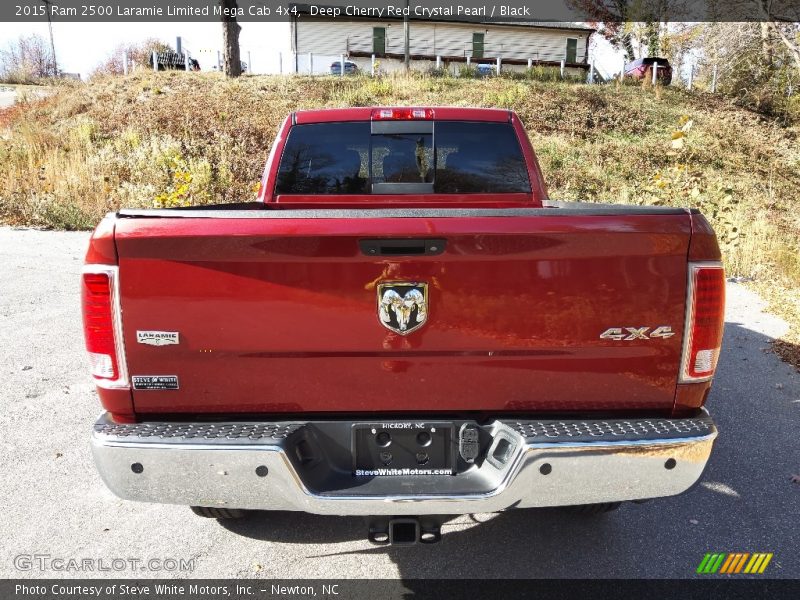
left=377, top=282, right=428, bottom=335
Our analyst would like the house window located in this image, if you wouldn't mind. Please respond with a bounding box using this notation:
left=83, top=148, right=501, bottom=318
left=472, top=33, right=485, bottom=59
left=565, top=38, right=578, bottom=63
left=373, top=27, right=386, bottom=56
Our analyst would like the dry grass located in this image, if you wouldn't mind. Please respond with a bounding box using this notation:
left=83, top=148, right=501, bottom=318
left=0, top=71, right=798, bottom=367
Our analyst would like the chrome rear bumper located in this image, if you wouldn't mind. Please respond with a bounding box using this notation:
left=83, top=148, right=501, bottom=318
left=91, top=412, right=716, bottom=516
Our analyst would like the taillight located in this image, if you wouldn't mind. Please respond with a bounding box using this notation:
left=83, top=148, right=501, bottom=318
left=371, top=107, right=434, bottom=120
left=82, top=266, right=128, bottom=388
left=680, top=263, right=725, bottom=382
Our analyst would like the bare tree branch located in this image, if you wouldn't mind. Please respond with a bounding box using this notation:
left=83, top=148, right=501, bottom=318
left=0, top=34, right=57, bottom=83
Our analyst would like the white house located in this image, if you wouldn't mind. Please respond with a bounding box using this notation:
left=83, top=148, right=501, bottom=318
left=285, top=7, right=594, bottom=75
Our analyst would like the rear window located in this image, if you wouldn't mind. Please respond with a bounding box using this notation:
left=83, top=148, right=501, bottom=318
left=274, top=121, right=530, bottom=195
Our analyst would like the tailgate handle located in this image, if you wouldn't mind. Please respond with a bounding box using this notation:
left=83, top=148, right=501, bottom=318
left=359, top=239, right=446, bottom=257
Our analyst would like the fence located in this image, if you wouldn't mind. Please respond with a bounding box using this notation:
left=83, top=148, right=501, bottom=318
left=148, top=51, right=200, bottom=72
left=115, top=48, right=627, bottom=85
left=286, top=50, right=597, bottom=81
left=114, top=46, right=795, bottom=98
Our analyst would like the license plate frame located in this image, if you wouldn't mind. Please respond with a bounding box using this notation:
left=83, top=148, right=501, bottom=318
left=352, top=421, right=455, bottom=476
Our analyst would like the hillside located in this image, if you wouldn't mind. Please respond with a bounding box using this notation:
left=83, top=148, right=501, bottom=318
left=1, top=71, right=798, bottom=366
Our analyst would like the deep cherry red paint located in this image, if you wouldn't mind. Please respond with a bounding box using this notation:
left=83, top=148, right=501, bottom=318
left=113, top=213, right=693, bottom=416
left=295, top=106, right=511, bottom=124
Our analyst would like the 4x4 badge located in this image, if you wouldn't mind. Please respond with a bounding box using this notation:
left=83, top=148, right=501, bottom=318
left=599, top=326, right=674, bottom=341
left=377, top=282, right=428, bottom=335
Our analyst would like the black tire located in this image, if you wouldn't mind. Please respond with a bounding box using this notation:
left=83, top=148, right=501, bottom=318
left=562, top=502, right=622, bottom=515
left=190, top=506, right=247, bottom=519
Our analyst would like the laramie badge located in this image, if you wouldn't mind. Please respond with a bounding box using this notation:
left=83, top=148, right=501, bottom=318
left=136, top=331, right=179, bottom=346
left=377, top=282, right=428, bottom=335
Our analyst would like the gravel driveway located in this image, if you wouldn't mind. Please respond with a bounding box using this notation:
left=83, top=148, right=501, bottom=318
left=0, top=226, right=797, bottom=579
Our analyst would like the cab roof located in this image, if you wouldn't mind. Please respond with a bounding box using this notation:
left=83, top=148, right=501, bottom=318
left=293, top=106, right=513, bottom=124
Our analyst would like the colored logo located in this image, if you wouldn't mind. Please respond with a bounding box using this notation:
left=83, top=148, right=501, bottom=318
left=696, top=553, right=773, bottom=574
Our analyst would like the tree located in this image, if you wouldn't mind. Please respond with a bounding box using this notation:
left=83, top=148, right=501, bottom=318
left=768, top=21, right=800, bottom=75
left=219, top=0, right=242, bottom=78
left=568, top=0, right=691, bottom=61
left=0, top=34, right=57, bottom=83
left=692, top=2, right=800, bottom=76
left=569, top=0, right=636, bottom=60
left=753, top=0, right=800, bottom=76
left=660, top=22, right=702, bottom=81
left=91, top=39, right=173, bottom=77
left=694, top=20, right=799, bottom=120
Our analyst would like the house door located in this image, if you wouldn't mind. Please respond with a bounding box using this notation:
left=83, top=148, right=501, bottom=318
left=566, top=38, right=578, bottom=63
left=373, top=27, right=385, bottom=56
left=473, top=33, right=485, bottom=59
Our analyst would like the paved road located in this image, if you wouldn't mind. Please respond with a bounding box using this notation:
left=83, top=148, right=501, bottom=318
left=0, top=90, right=16, bottom=109
left=0, top=227, right=797, bottom=579
left=0, top=85, right=53, bottom=109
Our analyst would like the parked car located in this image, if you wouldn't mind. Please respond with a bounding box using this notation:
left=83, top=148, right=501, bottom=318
left=475, top=63, right=496, bottom=77
left=330, top=60, right=358, bottom=75
left=85, top=106, right=723, bottom=545
left=624, top=57, right=673, bottom=84
left=149, top=51, right=200, bottom=72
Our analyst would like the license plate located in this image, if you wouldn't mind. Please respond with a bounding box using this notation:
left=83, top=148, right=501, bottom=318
left=352, top=421, right=454, bottom=476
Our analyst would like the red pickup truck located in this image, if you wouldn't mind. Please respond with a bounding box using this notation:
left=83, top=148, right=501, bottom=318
left=84, top=107, right=724, bottom=545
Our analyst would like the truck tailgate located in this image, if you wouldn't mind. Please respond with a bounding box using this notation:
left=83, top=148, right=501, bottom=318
left=113, top=207, right=691, bottom=415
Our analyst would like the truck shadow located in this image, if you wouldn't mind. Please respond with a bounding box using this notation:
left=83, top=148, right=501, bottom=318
left=218, top=315, right=800, bottom=578
left=219, top=506, right=626, bottom=577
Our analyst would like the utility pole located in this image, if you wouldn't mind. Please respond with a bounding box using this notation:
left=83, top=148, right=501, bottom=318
left=39, top=0, right=58, bottom=76
left=403, top=0, right=410, bottom=71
